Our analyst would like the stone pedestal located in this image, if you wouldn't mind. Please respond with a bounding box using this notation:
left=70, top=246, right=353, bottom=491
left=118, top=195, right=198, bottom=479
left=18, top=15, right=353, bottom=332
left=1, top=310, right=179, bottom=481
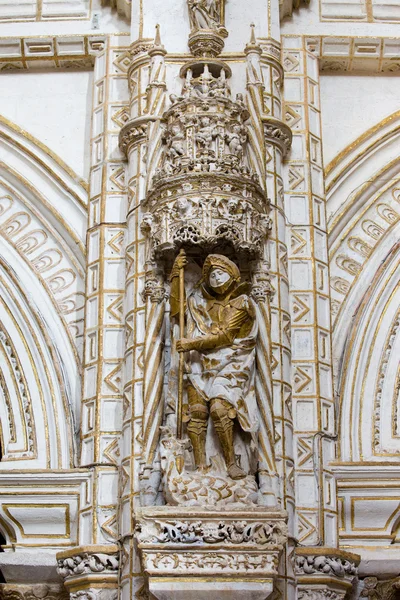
left=135, top=507, right=287, bottom=600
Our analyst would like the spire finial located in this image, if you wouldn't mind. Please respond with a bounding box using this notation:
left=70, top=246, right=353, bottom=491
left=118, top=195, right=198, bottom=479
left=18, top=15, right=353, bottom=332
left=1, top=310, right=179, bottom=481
left=244, top=22, right=262, bottom=55
left=148, top=23, right=167, bottom=56
left=250, top=23, right=256, bottom=45
left=155, top=24, right=162, bottom=47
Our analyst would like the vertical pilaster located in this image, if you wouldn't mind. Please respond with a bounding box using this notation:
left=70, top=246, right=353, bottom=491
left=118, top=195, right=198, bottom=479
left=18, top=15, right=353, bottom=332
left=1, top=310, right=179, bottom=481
left=246, top=27, right=295, bottom=600
left=80, top=35, right=130, bottom=546
left=282, top=35, right=337, bottom=549
left=119, top=30, right=167, bottom=600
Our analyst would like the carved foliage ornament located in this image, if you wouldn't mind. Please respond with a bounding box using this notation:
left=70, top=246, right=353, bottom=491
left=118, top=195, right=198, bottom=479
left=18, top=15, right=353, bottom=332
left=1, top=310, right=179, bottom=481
left=295, top=554, right=358, bottom=579
left=57, top=553, right=119, bottom=579
left=136, top=518, right=288, bottom=547
left=0, top=585, right=69, bottom=600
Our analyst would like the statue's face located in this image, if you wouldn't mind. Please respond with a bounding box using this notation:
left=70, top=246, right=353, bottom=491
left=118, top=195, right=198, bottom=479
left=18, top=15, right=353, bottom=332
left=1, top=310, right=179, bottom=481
left=209, top=268, right=231, bottom=290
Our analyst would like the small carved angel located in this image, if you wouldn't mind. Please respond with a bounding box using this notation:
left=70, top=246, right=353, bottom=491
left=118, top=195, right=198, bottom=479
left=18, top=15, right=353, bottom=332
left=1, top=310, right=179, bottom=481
left=167, top=125, right=186, bottom=159
left=195, top=117, right=215, bottom=151
left=226, top=124, right=247, bottom=157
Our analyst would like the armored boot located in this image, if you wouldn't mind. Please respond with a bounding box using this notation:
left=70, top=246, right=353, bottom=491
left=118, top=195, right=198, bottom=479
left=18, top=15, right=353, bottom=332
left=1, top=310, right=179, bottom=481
left=210, top=397, right=246, bottom=480
left=187, top=385, right=209, bottom=469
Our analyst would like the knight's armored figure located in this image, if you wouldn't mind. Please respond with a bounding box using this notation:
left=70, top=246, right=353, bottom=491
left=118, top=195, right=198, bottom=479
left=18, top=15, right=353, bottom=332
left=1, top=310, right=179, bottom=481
left=170, top=253, right=259, bottom=480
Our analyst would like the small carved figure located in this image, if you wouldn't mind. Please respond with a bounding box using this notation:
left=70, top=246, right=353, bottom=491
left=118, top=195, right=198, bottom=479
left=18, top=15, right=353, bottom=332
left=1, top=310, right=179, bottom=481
left=188, top=0, right=221, bottom=31
left=195, top=117, right=215, bottom=151
left=226, top=124, right=247, bottom=157
left=172, top=197, right=194, bottom=220
left=167, top=125, right=186, bottom=159
left=170, top=253, right=259, bottom=480
left=140, top=212, right=154, bottom=234
left=209, top=71, right=230, bottom=98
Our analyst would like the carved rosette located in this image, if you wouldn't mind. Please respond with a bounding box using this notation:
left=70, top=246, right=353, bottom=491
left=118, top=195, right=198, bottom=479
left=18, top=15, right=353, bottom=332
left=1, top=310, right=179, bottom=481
left=56, top=545, right=119, bottom=600
left=135, top=507, right=287, bottom=600
left=294, top=548, right=360, bottom=600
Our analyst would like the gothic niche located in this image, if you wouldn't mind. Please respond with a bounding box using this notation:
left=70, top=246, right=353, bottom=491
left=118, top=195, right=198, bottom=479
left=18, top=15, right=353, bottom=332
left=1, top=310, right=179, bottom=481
left=139, top=26, right=277, bottom=511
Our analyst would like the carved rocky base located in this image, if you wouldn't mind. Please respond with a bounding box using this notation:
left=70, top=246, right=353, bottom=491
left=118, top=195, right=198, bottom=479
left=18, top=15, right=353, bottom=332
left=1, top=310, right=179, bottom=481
left=135, top=506, right=287, bottom=600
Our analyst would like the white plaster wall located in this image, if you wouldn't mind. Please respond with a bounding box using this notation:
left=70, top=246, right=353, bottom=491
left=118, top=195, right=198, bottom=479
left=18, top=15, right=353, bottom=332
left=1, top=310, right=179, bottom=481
left=0, top=69, right=93, bottom=179
left=0, top=0, right=129, bottom=36
left=320, top=73, right=400, bottom=167
left=281, top=0, right=400, bottom=36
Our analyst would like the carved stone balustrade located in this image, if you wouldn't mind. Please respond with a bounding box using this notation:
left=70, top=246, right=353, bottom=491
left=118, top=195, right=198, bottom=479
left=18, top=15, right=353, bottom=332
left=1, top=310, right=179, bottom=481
left=135, top=506, right=288, bottom=600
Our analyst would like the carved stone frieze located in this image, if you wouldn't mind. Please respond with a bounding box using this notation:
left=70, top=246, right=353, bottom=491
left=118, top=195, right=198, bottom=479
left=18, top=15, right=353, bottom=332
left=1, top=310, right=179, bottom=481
left=0, top=584, right=69, bottom=600
left=295, top=549, right=360, bottom=600
left=298, top=591, right=345, bottom=600
left=57, top=551, right=119, bottom=579
left=70, top=591, right=118, bottom=600
left=295, top=553, right=358, bottom=579
left=136, top=514, right=287, bottom=547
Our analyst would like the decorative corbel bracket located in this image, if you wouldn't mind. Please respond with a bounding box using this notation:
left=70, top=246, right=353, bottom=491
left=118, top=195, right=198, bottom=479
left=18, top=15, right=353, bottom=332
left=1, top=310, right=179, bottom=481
left=263, top=117, right=293, bottom=157
left=135, top=506, right=288, bottom=600
left=119, top=116, right=156, bottom=156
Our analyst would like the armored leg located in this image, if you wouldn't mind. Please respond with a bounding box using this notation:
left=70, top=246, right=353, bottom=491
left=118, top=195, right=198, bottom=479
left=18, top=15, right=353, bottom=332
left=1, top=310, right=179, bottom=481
left=210, top=397, right=246, bottom=480
left=186, top=385, right=208, bottom=469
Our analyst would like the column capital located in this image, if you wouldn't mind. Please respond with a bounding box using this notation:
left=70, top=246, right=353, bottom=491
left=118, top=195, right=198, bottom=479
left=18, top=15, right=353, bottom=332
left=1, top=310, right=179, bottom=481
left=57, top=545, right=119, bottom=598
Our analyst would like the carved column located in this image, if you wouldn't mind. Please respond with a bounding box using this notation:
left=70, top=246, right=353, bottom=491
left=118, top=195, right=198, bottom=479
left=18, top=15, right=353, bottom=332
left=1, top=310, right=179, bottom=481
left=118, top=28, right=168, bottom=600
left=56, top=546, right=119, bottom=600
left=79, top=35, right=130, bottom=545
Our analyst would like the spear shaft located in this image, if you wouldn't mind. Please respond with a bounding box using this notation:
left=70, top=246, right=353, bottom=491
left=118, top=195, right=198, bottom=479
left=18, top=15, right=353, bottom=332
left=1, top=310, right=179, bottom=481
left=176, top=248, right=186, bottom=439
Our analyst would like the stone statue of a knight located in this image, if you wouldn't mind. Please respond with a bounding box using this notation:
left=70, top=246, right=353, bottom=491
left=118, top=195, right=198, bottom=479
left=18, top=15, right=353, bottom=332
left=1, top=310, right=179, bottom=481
left=170, top=252, right=259, bottom=481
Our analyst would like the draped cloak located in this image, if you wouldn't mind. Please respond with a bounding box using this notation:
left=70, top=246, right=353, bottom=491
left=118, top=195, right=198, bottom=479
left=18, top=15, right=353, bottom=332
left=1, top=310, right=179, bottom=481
left=185, top=284, right=260, bottom=435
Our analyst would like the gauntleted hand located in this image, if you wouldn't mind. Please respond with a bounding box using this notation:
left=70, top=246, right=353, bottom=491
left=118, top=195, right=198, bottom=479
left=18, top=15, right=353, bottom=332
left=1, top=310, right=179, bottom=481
left=173, top=251, right=188, bottom=271
left=176, top=338, right=194, bottom=352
